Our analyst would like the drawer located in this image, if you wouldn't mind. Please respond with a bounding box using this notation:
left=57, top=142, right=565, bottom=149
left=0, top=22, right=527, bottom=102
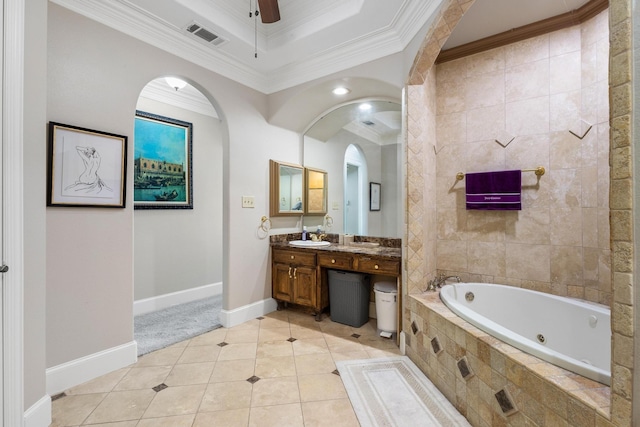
left=317, top=252, right=353, bottom=269
left=273, top=248, right=317, bottom=267
left=355, top=257, right=400, bottom=275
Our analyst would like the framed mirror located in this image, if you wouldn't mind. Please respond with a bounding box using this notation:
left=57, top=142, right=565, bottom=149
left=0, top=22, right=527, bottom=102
left=303, top=99, right=402, bottom=237
left=270, top=159, right=304, bottom=217
left=305, top=167, right=327, bottom=215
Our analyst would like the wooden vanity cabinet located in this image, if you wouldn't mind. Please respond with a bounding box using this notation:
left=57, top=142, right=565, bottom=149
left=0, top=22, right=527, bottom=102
left=272, top=248, right=328, bottom=318
left=317, top=252, right=353, bottom=269
left=272, top=245, right=401, bottom=325
left=354, top=256, right=400, bottom=276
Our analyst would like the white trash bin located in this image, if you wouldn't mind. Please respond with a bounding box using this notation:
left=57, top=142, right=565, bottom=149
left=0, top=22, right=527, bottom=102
left=374, top=282, right=397, bottom=335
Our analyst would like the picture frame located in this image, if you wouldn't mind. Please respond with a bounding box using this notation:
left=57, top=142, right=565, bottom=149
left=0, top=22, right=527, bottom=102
left=133, top=111, right=193, bottom=209
left=47, top=122, right=128, bottom=208
left=370, top=182, right=381, bottom=211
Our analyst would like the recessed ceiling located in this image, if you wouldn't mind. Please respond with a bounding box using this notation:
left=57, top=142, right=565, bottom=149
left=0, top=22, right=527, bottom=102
left=52, top=0, right=442, bottom=94
left=442, top=0, right=591, bottom=50
left=53, top=0, right=595, bottom=95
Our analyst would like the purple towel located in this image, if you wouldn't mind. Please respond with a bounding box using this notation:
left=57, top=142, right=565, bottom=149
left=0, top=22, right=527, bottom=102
left=465, top=170, right=521, bottom=210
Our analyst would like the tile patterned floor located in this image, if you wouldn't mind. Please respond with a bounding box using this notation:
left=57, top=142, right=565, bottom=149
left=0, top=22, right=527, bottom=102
left=51, top=307, right=402, bottom=426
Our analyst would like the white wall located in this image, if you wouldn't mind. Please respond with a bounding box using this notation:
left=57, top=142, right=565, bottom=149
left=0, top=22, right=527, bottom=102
left=44, top=1, right=408, bottom=392
left=45, top=3, right=299, bottom=371
left=24, top=0, right=48, bottom=409
left=134, top=97, right=223, bottom=301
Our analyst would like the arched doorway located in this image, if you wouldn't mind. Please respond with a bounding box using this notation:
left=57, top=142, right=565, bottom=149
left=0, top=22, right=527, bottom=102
left=132, top=76, right=224, bottom=354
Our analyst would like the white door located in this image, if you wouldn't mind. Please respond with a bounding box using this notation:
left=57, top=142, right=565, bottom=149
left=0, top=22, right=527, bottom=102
left=0, top=0, right=5, bottom=419
left=2, top=1, right=26, bottom=424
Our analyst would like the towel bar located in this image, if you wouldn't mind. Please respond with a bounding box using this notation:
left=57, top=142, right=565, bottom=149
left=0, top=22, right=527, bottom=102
left=456, top=166, right=545, bottom=181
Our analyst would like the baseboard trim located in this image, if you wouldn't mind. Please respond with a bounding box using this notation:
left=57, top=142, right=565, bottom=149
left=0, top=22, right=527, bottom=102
left=133, top=282, right=222, bottom=316
left=24, top=394, right=51, bottom=427
left=46, top=341, right=137, bottom=396
left=219, top=297, right=277, bottom=328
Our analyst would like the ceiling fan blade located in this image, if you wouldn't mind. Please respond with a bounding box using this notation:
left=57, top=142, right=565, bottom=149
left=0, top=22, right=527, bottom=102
left=257, top=0, right=280, bottom=23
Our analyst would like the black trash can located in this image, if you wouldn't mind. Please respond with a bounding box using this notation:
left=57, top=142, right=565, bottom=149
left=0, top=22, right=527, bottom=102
left=328, top=270, right=370, bottom=327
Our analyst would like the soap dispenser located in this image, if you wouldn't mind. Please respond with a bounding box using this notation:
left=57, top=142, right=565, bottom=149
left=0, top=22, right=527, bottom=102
left=302, top=226, right=308, bottom=241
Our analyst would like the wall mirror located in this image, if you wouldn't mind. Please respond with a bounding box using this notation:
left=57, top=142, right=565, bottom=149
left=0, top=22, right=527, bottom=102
left=303, top=100, right=402, bottom=237
left=305, top=167, right=327, bottom=215
left=270, top=159, right=304, bottom=217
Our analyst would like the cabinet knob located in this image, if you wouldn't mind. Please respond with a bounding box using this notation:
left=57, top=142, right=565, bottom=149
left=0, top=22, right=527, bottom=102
left=374, top=265, right=379, bottom=270
left=290, top=255, right=294, bottom=260
left=331, top=259, right=336, bottom=264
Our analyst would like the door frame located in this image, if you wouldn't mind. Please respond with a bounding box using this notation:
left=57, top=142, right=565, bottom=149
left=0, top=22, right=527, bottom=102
left=3, top=0, right=25, bottom=425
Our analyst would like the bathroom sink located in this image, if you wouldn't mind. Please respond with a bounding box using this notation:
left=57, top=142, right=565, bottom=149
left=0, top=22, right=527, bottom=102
left=288, top=240, right=331, bottom=247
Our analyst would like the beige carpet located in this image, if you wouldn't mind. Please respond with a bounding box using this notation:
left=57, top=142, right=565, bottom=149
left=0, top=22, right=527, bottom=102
left=336, top=356, right=472, bottom=427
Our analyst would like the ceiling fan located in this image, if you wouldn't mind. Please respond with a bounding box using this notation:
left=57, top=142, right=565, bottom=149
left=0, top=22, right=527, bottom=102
left=257, top=0, right=281, bottom=23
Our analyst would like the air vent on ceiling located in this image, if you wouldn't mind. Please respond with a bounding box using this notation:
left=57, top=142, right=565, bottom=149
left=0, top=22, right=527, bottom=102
left=362, top=120, right=375, bottom=126
left=184, top=21, right=227, bottom=47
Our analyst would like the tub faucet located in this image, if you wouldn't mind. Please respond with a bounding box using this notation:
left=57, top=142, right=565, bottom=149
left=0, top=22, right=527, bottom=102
left=426, top=274, right=461, bottom=291
left=435, top=274, right=461, bottom=288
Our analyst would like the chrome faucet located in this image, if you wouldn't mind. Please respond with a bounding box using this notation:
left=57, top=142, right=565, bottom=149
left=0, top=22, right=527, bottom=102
left=426, top=274, right=461, bottom=291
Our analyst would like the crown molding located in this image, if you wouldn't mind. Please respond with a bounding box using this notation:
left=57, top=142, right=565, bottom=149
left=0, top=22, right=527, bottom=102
left=51, top=0, right=440, bottom=94
left=264, top=27, right=406, bottom=93
left=51, top=0, right=271, bottom=91
left=264, top=0, right=363, bottom=48
left=436, top=0, right=608, bottom=64
left=264, top=1, right=441, bottom=93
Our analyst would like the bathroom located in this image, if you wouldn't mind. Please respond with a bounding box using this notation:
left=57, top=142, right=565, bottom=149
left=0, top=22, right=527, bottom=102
left=10, top=0, right=640, bottom=426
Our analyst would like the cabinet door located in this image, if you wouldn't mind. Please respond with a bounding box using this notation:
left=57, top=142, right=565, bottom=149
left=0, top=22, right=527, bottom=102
left=273, top=263, right=294, bottom=302
left=293, top=266, right=317, bottom=308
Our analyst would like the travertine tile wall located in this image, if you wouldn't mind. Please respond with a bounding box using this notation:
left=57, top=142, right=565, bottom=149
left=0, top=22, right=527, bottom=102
left=608, top=1, right=634, bottom=425
left=433, top=13, right=611, bottom=306
left=406, top=0, right=470, bottom=295
left=404, top=0, right=637, bottom=425
left=406, top=73, right=438, bottom=295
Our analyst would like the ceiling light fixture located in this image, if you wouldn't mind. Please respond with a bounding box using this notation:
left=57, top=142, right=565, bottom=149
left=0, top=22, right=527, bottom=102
left=359, top=103, right=372, bottom=111
left=332, top=87, right=350, bottom=95
left=165, top=77, right=187, bottom=91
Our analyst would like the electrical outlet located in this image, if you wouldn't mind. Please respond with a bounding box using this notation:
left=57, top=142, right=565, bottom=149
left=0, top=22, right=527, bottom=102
left=242, top=196, right=255, bottom=208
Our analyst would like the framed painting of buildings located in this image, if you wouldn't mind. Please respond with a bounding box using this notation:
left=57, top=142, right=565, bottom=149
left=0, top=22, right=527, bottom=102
left=47, top=122, right=128, bottom=208
left=133, top=111, right=193, bottom=209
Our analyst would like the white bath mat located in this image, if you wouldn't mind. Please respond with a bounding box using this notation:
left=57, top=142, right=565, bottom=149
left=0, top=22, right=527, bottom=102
left=336, top=356, right=471, bottom=427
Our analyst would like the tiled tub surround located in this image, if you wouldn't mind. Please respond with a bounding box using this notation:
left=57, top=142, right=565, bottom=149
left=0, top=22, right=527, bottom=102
left=439, top=282, right=611, bottom=385
left=405, top=293, right=612, bottom=427
left=404, top=6, right=617, bottom=426
left=431, top=11, right=612, bottom=306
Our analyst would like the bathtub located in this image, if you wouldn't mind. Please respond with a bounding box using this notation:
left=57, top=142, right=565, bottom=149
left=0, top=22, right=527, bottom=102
left=439, top=282, right=611, bottom=386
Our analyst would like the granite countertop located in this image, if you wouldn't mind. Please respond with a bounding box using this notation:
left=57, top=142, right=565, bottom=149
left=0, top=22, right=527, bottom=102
left=270, top=240, right=401, bottom=259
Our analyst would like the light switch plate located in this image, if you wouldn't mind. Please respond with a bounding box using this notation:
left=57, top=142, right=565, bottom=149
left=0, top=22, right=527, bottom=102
left=242, top=196, right=255, bottom=208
